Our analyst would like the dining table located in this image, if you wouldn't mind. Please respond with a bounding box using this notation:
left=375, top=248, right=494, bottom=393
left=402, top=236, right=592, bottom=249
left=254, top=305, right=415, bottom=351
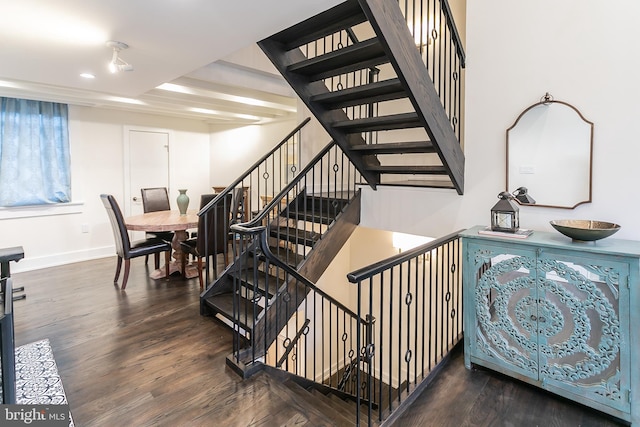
left=125, top=209, right=199, bottom=280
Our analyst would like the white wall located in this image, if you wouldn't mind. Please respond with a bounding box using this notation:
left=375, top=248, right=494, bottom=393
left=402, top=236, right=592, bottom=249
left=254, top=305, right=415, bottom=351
left=3, top=106, right=211, bottom=273
left=362, top=0, right=640, bottom=241
left=209, top=119, right=297, bottom=187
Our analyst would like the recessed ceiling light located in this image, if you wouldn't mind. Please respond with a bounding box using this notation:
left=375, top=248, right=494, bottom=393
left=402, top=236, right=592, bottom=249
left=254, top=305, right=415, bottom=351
left=80, top=73, right=95, bottom=79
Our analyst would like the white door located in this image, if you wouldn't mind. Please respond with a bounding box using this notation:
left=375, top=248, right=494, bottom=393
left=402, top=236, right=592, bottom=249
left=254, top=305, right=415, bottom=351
left=124, top=128, right=170, bottom=238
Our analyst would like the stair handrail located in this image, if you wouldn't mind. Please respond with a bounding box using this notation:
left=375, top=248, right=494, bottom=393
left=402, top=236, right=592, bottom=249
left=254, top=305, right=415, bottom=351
left=198, top=117, right=311, bottom=216
left=230, top=139, right=339, bottom=229
left=347, top=229, right=463, bottom=282
left=440, top=0, right=466, bottom=67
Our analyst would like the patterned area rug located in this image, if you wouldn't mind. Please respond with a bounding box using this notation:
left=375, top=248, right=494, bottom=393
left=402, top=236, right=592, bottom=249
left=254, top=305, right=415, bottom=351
left=15, top=339, right=74, bottom=426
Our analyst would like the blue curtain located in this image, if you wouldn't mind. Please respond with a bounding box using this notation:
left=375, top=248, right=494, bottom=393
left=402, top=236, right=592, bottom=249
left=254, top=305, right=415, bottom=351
left=0, top=97, right=71, bottom=206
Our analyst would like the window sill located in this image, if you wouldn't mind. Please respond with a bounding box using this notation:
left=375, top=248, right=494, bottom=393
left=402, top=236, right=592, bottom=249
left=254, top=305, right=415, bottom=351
left=0, top=201, right=84, bottom=220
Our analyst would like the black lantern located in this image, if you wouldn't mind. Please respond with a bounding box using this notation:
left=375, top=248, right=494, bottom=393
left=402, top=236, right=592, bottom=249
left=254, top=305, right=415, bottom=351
left=512, top=187, right=536, bottom=205
left=491, top=192, right=520, bottom=233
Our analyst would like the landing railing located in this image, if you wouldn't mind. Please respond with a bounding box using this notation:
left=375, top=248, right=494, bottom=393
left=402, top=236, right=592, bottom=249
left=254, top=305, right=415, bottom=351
left=197, top=117, right=310, bottom=286
left=233, top=140, right=362, bottom=266
left=347, top=230, right=464, bottom=425
left=400, top=0, right=466, bottom=141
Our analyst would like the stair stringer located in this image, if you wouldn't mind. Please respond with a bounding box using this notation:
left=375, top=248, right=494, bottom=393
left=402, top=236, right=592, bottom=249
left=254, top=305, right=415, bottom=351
left=357, top=0, right=465, bottom=194
left=246, top=191, right=361, bottom=362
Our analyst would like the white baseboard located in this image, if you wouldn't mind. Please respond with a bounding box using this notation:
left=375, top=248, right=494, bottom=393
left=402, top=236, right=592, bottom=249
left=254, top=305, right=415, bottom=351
left=10, top=246, right=114, bottom=273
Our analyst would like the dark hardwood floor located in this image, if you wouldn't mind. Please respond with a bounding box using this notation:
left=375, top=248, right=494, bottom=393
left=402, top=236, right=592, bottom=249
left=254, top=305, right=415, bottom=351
left=11, top=257, right=627, bottom=426
left=396, top=345, right=626, bottom=427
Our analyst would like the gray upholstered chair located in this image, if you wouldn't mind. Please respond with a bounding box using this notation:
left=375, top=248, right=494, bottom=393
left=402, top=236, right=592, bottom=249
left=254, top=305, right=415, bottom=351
left=101, top=194, right=171, bottom=289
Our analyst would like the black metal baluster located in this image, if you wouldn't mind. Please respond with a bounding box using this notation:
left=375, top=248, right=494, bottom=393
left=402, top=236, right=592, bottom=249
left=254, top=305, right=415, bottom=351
left=421, top=250, right=427, bottom=378
left=414, top=254, right=419, bottom=385
left=397, top=263, right=403, bottom=404
left=356, top=280, right=362, bottom=427
left=389, top=266, right=394, bottom=411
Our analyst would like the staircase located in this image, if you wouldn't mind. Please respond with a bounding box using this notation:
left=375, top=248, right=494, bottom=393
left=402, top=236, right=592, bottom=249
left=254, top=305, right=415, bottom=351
left=258, top=0, right=465, bottom=194
left=200, top=186, right=359, bottom=353
left=197, top=1, right=466, bottom=424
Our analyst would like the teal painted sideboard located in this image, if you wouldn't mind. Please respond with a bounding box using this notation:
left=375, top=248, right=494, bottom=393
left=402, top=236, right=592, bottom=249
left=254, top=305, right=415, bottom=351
left=461, top=226, right=640, bottom=424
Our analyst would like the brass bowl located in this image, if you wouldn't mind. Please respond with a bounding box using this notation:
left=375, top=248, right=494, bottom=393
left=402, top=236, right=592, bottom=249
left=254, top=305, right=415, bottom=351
left=550, top=220, right=621, bottom=242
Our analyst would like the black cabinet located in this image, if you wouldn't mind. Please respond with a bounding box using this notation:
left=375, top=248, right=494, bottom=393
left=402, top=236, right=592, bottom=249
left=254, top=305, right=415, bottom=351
left=0, top=246, right=23, bottom=404
left=0, top=277, right=15, bottom=404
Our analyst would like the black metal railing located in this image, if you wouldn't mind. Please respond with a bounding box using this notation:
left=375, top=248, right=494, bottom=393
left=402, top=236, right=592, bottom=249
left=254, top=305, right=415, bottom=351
left=227, top=140, right=363, bottom=374
left=347, top=230, right=464, bottom=425
left=196, top=118, right=310, bottom=286
left=231, top=228, right=372, bottom=390
left=233, top=140, right=362, bottom=265
left=399, top=0, right=466, bottom=141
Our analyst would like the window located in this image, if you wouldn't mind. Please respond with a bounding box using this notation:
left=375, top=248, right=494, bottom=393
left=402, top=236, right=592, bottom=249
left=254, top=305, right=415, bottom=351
left=0, top=97, right=71, bottom=207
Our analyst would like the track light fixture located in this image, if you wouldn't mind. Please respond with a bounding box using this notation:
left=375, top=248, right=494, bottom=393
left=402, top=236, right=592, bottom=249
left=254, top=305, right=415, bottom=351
left=106, top=41, right=133, bottom=73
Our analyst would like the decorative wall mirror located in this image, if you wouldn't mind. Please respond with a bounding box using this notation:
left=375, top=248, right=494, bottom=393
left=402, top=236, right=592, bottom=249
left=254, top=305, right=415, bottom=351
left=506, top=93, right=593, bottom=209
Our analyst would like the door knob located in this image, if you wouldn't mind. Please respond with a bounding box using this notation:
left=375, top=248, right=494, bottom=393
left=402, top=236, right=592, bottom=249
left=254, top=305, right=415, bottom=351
left=133, top=197, right=139, bottom=201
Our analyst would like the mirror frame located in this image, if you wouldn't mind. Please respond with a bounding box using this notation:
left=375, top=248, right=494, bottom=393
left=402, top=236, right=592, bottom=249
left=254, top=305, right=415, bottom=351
left=506, top=98, right=594, bottom=209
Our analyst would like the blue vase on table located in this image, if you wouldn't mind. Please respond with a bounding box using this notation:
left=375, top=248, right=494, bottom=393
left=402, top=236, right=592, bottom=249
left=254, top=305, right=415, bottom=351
left=176, top=189, right=189, bottom=215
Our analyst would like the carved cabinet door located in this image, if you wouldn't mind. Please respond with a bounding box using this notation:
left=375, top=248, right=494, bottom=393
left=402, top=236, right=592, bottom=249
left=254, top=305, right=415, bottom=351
left=467, top=242, right=540, bottom=381
left=536, top=249, right=630, bottom=413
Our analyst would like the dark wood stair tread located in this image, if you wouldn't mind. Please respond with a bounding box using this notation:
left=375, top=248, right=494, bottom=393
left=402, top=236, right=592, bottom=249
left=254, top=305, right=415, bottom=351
left=310, top=78, right=407, bottom=109
left=266, top=0, right=366, bottom=50
left=269, top=226, right=320, bottom=246
left=203, top=292, right=262, bottom=331
left=332, top=113, right=422, bottom=132
left=279, top=192, right=349, bottom=223
left=350, top=140, right=435, bottom=154
left=281, top=210, right=338, bottom=225
left=229, top=268, right=279, bottom=297
left=288, top=38, right=388, bottom=82
left=281, top=211, right=342, bottom=225
left=379, top=179, right=455, bottom=189
left=367, top=165, right=448, bottom=174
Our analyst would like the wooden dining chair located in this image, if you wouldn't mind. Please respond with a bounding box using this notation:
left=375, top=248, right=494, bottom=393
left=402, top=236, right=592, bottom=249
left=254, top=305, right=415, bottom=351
left=141, top=187, right=174, bottom=268
left=180, top=193, right=232, bottom=290
left=101, top=194, right=171, bottom=289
